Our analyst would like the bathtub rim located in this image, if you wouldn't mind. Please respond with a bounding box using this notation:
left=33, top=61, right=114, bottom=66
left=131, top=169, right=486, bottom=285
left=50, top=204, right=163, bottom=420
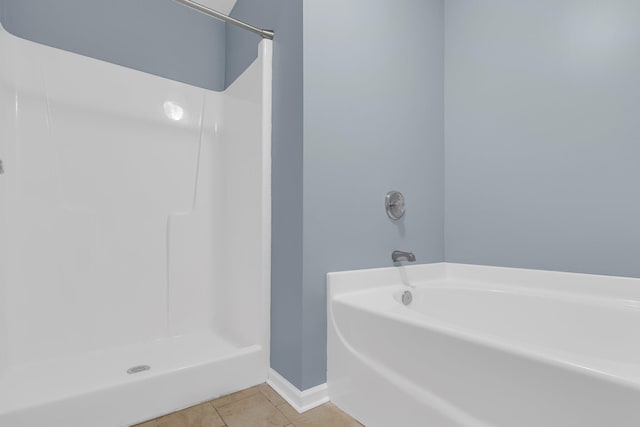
left=328, top=262, right=640, bottom=302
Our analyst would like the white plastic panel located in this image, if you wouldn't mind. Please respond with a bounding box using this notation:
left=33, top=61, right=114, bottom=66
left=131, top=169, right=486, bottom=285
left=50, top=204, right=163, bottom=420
left=0, top=20, right=271, bottom=427
left=0, top=22, right=14, bottom=376
left=5, top=32, right=210, bottom=365
left=211, top=53, right=268, bottom=347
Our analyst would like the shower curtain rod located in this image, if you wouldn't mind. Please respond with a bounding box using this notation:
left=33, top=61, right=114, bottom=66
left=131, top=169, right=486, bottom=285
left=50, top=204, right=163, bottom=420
left=174, top=0, right=274, bottom=40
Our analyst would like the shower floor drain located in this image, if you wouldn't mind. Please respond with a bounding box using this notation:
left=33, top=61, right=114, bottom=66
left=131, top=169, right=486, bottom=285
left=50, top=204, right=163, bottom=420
left=127, top=365, right=151, bottom=374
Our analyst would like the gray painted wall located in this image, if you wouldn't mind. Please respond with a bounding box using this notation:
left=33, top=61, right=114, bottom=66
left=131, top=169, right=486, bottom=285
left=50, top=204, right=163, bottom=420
left=303, top=0, right=445, bottom=389
left=227, top=0, right=305, bottom=390
left=230, top=0, right=445, bottom=390
left=0, top=0, right=226, bottom=90
left=445, top=0, right=640, bottom=277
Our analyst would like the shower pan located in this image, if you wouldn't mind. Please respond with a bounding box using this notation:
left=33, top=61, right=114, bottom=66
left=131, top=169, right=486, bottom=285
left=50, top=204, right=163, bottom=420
left=0, top=9, right=272, bottom=426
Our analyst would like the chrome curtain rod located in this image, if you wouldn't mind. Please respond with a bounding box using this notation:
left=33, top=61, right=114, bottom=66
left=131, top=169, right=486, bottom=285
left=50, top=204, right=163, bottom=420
left=174, top=0, right=274, bottom=40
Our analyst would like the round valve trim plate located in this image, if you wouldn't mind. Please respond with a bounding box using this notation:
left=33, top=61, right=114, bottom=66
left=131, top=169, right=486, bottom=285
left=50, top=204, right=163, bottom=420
left=385, top=191, right=405, bottom=220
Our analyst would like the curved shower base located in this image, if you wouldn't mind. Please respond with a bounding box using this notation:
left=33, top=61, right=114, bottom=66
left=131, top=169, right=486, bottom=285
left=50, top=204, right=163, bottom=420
left=0, top=333, right=263, bottom=426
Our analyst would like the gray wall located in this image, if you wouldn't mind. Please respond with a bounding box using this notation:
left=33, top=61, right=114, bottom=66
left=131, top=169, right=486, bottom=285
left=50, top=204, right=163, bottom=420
left=0, top=0, right=226, bottom=90
left=445, top=0, right=640, bottom=277
left=303, top=0, right=445, bottom=389
left=230, top=0, right=445, bottom=390
left=227, top=0, right=305, bottom=390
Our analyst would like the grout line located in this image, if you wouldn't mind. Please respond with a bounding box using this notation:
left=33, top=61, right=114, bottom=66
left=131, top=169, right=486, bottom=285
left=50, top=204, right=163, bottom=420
left=211, top=387, right=262, bottom=410
left=258, top=384, right=295, bottom=426
left=274, top=403, right=293, bottom=425
left=258, top=385, right=281, bottom=405
left=212, top=404, right=226, bottom=426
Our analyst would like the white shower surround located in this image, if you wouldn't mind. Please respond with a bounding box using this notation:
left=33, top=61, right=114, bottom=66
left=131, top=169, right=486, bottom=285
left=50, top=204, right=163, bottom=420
left=328, top=263, right=640, bottom=427
left=0, top=21, right=271, bottom=427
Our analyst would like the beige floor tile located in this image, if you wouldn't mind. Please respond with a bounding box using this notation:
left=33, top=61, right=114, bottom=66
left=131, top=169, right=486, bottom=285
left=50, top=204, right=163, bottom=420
left=132, top=384, right=362, bottom=427
left=217, top=392, right=290, bottom=427
left=157, top=402, right=225, bottom=427
left=211, top=385, right=262, bottom=408
left=258, top=383, right=287, bottom=406
left=278, top=402, right=363, bottom=427
left=274, top=402, right=298, bottom=419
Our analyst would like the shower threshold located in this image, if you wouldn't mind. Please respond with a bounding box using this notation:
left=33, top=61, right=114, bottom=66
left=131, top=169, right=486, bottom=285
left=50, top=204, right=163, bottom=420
left=0, top=331, right=266, bottom=427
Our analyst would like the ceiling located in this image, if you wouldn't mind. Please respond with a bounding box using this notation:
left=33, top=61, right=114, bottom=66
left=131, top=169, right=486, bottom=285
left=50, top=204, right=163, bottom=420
left=196, top=0, right=238, bottom=15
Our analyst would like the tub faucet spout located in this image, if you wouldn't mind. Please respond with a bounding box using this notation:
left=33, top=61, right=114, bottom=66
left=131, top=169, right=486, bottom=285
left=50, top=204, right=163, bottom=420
left=392, top=250, right=416, bottom=263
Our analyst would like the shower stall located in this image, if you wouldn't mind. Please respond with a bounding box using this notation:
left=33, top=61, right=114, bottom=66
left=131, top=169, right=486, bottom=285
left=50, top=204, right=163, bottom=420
left=0, top=5, right=272, bottom=426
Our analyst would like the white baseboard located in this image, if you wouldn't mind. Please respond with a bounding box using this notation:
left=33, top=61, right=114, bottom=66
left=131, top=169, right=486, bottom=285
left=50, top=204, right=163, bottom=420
left=267, top=368, right=329, bottom=413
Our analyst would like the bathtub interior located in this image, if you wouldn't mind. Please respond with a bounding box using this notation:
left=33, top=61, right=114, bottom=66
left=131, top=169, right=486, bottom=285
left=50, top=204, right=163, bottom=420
left=328, top=263, right=640, bottom=427
left=0, top=20, right=270, bottom=425
left=333, top=264, right=640, bottom=373
left=401, top=284, right=640, bottom=365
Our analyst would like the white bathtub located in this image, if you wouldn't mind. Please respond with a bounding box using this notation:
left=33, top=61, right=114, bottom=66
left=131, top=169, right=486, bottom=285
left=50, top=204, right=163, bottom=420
left=327, top=263, right=640, bottom=427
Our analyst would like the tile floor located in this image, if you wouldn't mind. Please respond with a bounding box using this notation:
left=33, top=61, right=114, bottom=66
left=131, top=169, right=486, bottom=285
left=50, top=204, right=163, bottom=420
left=133, top=383, right=364, bottom=427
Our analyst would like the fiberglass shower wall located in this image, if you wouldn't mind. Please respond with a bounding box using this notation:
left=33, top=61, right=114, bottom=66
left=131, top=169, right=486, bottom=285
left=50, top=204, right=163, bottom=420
left=0, top=20, right=12, bottom=376
left=0, top=20, right=270, bottom=425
